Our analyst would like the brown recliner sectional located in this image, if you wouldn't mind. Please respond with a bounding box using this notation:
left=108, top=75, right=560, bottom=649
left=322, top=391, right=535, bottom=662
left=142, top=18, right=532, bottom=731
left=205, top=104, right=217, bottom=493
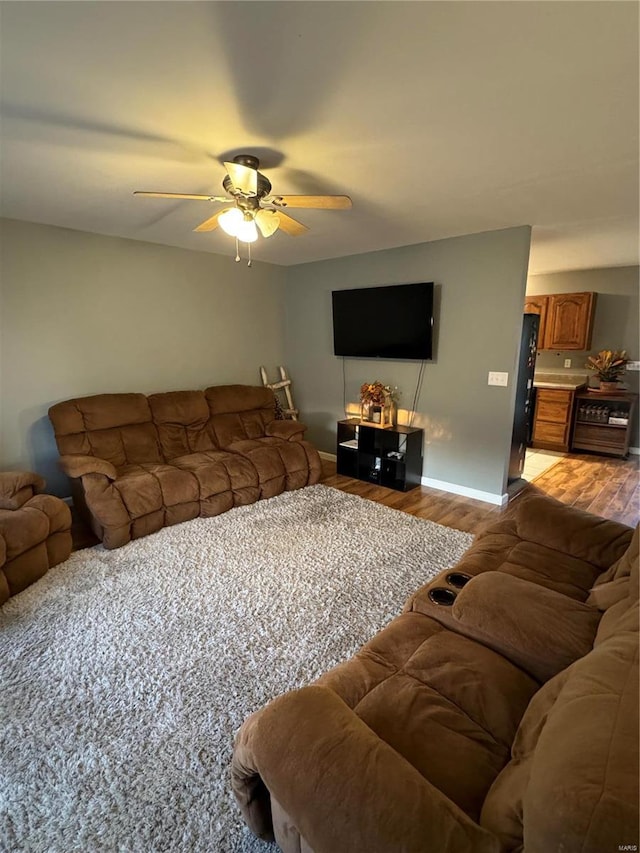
left=49, top=385, right=321, bottom=549
left=0, top=471, right=72, bottom=605
left=232, top=492, right=639, bottom=853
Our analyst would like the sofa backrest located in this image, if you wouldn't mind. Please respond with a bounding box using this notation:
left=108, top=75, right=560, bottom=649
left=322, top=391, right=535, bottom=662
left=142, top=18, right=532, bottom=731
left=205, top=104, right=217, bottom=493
left=49, top=393, right=163, bottom=467
left=481, top=622, right=638, bottom=853
left=480, top=526, right=639, bottom=852
left=147, top=390, right=218, bottom=460
left=50, top=386, right=277, bottom=467
left=589, top=524, right=639, bottom=646
left=205, top=385, right=275, bottom=448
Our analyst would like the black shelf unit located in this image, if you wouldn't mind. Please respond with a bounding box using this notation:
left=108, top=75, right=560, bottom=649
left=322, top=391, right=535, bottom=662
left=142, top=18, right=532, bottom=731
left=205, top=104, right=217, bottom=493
left=336, top=419, right=423, bottom=491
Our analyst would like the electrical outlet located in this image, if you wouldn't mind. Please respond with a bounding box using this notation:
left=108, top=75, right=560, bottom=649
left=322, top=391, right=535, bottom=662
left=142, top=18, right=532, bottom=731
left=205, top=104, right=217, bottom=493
left=626, top=361, right=640, bottom=371
left=488, top=371, right=509, bottom=387
left=564, top=359, right=572, bottom=368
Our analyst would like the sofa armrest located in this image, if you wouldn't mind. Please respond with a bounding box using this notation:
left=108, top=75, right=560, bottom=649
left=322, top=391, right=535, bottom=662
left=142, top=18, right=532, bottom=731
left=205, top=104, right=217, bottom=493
left=265, top=420, right=306, bottom=441
left=59, top=454, right=117, bottom=481
left=449, top=572, right=601, bottom=682
left=514, top=493, right=633, bottom=570
left=232, top=685, right=501, bottom=853
left=0, top=471, right=46, bottom=509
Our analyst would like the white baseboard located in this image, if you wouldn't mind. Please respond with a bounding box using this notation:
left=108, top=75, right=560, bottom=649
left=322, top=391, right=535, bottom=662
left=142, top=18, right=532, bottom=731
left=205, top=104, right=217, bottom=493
left=421, top=476, right=509, bottom=506
left=629, top=446, right=639, bottom=455
left=325, top=450, right=506, bottom=505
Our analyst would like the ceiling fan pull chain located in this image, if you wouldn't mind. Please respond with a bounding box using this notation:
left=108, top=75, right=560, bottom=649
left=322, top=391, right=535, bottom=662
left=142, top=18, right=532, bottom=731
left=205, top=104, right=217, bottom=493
left=247, top=242, right=252, bottom=267
left=235, top=237, right=240, bottom=263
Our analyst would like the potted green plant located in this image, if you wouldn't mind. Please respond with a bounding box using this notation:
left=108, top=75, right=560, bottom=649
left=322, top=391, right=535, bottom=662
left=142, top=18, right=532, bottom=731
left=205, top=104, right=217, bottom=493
left=585, top=349, right=628, bottom=391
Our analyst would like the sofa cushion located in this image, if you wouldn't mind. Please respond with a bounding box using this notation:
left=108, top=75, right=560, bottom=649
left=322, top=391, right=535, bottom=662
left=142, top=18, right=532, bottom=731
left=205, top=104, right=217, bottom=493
left=116, top=463, right=200, bottom=513
left=0, top=471, right=45, bottom=510
left=49, top=394, right=162, bottom=467
left=589, top=526, right=639, bottom=647
left=318, top=612, right=539, bottom=822
left=514, top=493, right=633, bottom=571
left=205, top=386, right=274, bottom=448
left=169, top=451, right=259, bottom=505
left=481, top=625, right=639, bottom=853
left=0, top=507, right=49, bottom=561
left=228, top=438, right=313, bottom=496
left=0, top=490, right=72, bottom=603
left=206, top=384, right=274, bottom=415
left=148, top=390, right=217, bottom=459
left=588, top=524, right=639, bottom=611
left=80, top=463, right=201, bottom=549
left=448, top=572, right=601, bottom=682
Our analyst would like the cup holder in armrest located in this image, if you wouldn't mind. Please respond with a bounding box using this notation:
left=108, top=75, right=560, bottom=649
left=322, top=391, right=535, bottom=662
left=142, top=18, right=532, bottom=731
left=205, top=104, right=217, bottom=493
left=428, top=587, right=457, bottom=606
left=446, top=572, right=473, bottom=589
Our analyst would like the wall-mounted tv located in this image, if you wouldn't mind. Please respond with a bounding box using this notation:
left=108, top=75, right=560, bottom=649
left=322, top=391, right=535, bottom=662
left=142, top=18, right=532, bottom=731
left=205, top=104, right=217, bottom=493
left=332, top=282, right=434, bottom=360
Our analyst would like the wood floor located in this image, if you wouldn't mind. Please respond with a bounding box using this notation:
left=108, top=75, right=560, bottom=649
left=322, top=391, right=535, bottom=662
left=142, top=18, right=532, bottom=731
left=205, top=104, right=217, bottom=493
left=71, top=452, right=639, bottom=550
left=320, top=452, right=640, bottom=534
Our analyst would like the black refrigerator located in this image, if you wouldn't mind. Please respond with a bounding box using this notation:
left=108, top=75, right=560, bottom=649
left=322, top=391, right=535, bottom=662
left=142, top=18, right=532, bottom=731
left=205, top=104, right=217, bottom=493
left=508, top=313, right=539, bottom=484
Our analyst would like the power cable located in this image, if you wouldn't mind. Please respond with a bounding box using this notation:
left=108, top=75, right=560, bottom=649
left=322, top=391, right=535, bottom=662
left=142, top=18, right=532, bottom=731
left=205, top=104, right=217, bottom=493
left=409, top=360, right=426, bottom=427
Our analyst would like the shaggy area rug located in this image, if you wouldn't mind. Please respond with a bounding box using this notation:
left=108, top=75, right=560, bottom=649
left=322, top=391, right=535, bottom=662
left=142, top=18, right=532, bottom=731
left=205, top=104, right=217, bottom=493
left=0, top=485, right=473, bottom=853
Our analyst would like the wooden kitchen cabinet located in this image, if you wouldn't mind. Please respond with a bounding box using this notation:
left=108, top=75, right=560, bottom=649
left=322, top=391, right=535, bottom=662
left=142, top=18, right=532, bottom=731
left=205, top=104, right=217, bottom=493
left=543, top=292, right=596, bottom=350
left=532, top=388, right=576, bottom=451
left=524, top=291, right=596, bottom=351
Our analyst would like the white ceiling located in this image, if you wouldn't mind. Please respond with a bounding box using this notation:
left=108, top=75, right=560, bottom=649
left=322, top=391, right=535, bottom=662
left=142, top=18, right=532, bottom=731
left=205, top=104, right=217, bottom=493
left=0, top=1, right=638, bottom=273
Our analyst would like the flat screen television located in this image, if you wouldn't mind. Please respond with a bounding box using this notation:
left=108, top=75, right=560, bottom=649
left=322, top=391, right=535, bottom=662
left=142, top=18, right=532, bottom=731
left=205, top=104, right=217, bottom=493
left=332, top=282, right=434, bottom=360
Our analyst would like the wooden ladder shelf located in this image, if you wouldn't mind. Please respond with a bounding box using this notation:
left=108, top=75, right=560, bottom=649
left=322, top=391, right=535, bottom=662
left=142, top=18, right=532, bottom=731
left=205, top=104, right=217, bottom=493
left=260, top=366, right=299, bottom=420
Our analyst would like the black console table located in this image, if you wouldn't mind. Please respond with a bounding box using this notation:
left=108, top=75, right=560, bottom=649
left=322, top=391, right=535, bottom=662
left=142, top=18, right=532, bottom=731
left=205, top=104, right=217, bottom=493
left=336, top=419, right=424, bottom=491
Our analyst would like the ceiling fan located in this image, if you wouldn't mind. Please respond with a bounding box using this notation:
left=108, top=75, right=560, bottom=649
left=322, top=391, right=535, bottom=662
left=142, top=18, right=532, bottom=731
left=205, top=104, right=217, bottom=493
left=134, top=154, right=352, bottom=259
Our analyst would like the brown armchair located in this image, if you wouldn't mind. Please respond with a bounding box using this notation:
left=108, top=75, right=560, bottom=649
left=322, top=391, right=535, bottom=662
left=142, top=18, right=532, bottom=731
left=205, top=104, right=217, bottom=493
left=0, top=471, right=72, bottom=605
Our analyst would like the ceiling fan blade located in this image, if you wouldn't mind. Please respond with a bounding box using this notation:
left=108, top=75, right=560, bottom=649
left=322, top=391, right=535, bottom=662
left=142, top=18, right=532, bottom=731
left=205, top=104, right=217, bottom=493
left=223, top=161, right=258, bottom=196
left=255, top=209, right=280, bottom=238
left=266, top=194, right=352, bottom=210
left=134, top=191, right=230, bottom=202
left=276, top=211, right=309, bottom=236
left=193, top=209, right=228, bottom=232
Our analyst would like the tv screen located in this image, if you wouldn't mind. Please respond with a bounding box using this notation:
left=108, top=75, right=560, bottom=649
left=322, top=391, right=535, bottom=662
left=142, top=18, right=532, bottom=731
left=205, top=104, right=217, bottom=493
left=332, top=282, right=434, bottom=360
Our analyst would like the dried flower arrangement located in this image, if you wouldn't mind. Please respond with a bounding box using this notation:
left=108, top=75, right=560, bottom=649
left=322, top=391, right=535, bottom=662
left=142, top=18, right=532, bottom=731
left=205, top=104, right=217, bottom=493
left=360, top=381, right=398, bottom=405
left=585, top=350, right=628, bottom=383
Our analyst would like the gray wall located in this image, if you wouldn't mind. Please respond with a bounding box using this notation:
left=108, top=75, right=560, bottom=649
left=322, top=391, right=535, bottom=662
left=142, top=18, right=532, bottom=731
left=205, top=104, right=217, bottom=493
left=0, top=219, right=286, bottom=495
left=0, top=219, right=533, bottom=502
left=284, top=226, right=532, bottom=500
left=527, top=266, right=639, bottom=444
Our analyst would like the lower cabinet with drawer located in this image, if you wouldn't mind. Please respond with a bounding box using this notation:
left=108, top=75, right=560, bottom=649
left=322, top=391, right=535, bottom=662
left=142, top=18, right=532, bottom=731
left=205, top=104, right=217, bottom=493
left=532, top=388, right=576, bottom=451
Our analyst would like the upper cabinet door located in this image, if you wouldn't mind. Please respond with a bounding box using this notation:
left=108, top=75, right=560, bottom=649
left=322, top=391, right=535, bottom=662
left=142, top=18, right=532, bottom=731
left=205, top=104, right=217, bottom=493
left=544, top=292, right=597, bottom=351
left=524, top=295, right=548, bottom=349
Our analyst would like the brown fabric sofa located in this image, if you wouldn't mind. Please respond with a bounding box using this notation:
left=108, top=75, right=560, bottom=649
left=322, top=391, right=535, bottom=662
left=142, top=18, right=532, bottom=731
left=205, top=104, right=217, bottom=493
left=49, top=385, right=322, bottom=549
left=0, top=471, right=72, bottom=605
left=232, top=492, right=639, bottom=853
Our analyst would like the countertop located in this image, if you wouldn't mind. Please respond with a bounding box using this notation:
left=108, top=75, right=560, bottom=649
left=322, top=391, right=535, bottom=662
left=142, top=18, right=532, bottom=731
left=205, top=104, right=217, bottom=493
left=533, top=373, right=589, bottom=391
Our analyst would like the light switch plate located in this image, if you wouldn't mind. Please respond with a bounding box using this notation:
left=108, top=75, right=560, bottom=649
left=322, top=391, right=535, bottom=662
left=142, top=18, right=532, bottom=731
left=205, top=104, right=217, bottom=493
left=488, top=371, right=509, bottom=387
left=626, top=361, right=640, bottom=371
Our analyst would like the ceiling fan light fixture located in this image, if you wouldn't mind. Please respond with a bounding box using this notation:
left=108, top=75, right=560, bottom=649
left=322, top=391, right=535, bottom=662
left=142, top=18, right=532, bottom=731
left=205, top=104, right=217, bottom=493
left=218, top=207, right=258, bottom=243
left=235, top=214, right=258, bottom=243
left=218, top=207, right=244, bottom=237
